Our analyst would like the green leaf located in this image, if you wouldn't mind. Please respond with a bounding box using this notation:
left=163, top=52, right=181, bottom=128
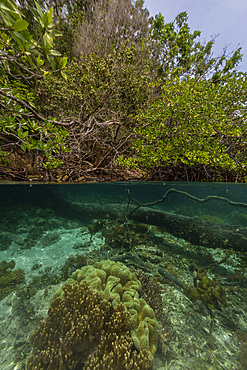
left=60, top=70, right=69, bottom=80
left=20, top=142, right=27, bottom=151
left=49, top=49, right=61, bottom=56
left=0, top=0, right=22, bottom=15
left=34, top=1, right=44, bottom=20
left=14, top=19, right=29, bottom=31
left=12, top=30, right=29, bottom=45
left=22, top=130, right=28, bottom=138
left=43, top=8, right=52, bottom=27
left=36, top=55, right=44, bottom=65
left=0, top=10, right=15, bottom=27
left=59, top=56, right=67, bottom=69
left=47, top=54, right=56, bottom=70
left=42, top=32, right=53, bottom=49
left=0, top=3, right=21, bottom=21
left=37, top=141, right=45, bottom=150
left=52, top=30, right=62, bottom=37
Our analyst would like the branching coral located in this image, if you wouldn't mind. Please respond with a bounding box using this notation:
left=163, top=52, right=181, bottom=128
left=85, top=332, right=152, bottom=369
left=27, top=281, right=111, bottom=369
left=27, top=280, right=152, bottom=369
left=85, top=302, right=152, bottom=370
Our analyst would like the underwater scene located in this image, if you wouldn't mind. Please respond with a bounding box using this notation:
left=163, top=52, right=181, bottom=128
left=0, top=182, right=247, bottom=370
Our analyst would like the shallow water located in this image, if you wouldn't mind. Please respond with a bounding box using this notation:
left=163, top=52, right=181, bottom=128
left=0, top=182, right=247, bottom=369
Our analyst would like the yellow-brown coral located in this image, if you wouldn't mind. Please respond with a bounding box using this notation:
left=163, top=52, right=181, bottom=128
left=27, top=280, right=153, bottom=369
left=85, top=332, right=152, bottom=369
left=0, top=259, right=25, bottom=300
left=199, top=214, right=223, bottom=224
left=184, top=271, right=227, bottom=307
left=71, top=260, right=160, bottom=356
left=132, top=267, right=175, bottom=356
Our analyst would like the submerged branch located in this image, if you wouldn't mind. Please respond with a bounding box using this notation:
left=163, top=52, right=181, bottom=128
left=125, top=188, right=247, bottom=219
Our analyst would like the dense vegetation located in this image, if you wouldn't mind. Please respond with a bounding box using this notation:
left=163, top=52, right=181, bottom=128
left=1, top=0, right=246, bottom=181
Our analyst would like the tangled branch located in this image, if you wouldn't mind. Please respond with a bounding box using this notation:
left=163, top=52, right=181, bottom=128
left=0, top=89, right=74, bottom=126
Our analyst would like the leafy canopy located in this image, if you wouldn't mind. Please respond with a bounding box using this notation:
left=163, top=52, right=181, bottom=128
left=119, top=12, right=247, bottom=177
left=0, top=0, right=70, bottom=166
left=120, top=75, right=247, bottom=171
left=150, top=11, right=243, bottom=80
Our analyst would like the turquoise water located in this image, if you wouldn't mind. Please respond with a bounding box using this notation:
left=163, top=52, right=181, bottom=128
left=0, top=182, right=247, bottom=369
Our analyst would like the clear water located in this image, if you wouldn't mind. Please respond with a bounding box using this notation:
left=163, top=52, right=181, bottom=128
left=0, top=182, right=247, bottom=369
